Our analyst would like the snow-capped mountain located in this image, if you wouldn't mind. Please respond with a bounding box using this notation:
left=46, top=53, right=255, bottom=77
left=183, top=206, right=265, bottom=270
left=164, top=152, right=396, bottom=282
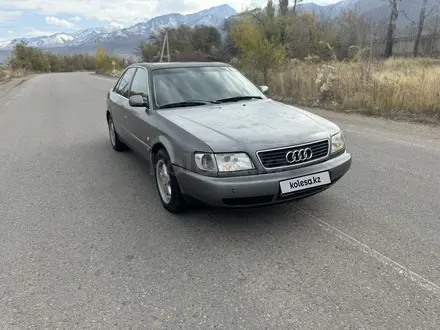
left=0, top=4, right=237, bottom=50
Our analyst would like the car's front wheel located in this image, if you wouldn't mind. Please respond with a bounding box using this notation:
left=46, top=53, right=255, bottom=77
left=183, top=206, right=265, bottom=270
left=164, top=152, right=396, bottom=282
left=107, top=115, right=127, bottom=151
left=154, top=149, right=186, bottom=213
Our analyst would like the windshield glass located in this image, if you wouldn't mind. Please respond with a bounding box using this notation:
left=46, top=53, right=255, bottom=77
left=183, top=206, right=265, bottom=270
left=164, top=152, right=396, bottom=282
left=151, top=66, right=265, bottom=108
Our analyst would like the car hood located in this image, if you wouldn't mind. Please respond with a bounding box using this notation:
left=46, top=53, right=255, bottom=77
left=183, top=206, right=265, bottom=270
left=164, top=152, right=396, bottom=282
left=157, top=99, right=338, bottom=152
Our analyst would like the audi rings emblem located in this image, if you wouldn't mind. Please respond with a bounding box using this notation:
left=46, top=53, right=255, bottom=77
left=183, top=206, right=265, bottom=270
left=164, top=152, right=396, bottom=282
left=285, top=148, right=313, bottom=163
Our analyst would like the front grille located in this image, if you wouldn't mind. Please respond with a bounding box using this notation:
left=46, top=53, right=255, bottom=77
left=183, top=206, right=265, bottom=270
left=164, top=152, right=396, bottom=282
left=257, top=139, right=329, bottom=169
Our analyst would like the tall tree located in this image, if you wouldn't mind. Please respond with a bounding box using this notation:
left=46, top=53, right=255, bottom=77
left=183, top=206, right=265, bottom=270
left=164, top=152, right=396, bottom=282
left=413, top=0, right=434, bottom=57
left=384, top=0, right=401, bottom=58
left=279, top=0, right=289, bottom=16
left=230, top=17, right=286, bottom=84
left=292, top=0, right=303, bottom=13
left=266, top=0, right=275, bottom=18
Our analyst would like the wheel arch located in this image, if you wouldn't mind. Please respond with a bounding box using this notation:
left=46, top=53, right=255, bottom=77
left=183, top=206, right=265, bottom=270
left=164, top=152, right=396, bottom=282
left=151, top=136, right=178, bottom=167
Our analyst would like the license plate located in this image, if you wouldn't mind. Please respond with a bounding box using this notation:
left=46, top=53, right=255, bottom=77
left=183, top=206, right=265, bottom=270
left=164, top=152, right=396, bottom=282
left=279, top=171, right=331, bottom=194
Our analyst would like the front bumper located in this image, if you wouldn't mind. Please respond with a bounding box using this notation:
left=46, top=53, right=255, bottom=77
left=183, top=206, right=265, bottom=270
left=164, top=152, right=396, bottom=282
left=173, top=152, right=352, bottom=208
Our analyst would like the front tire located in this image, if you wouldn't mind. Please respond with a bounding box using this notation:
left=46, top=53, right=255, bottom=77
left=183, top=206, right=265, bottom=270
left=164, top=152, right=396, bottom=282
left=107, top=115, right=127, bottom=151
left=154, top=149, right=186, bottom=213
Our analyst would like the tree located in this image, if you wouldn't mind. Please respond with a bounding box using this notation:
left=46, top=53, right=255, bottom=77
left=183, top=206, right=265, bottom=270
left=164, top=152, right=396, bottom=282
left=7, top=42, right=101, bottom=73
left=266, top=0, right=275, bottom=18
left=96, top=43, right=111, bottom=73
left=149, top=25, right=193, bottom=54
left=221, top=18, right=239, bottom=58
left=285, top=12, right=321, bottom=59
left=138, top=42, right=160, bottom=62
left=384, top=0, right=401, bottom=58
left=292, top=0, right=303, bottom=13
left=279, top=0, right=289, bottom=16
left=230, top=17, right=286, bottom=84
left=191, top=26, right=222, bottom=53
left=95, top=43, right=124, bottom=74
left=413, top=0, right=435, bottom=57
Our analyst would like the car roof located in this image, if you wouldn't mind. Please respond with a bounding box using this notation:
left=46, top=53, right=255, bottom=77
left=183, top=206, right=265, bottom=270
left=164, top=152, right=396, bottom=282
left=128, top=61, right=232, bottom=70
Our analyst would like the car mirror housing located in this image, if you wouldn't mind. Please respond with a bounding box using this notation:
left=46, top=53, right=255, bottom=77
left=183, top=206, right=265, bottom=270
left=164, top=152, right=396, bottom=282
left=259, top=85, right=269, bottom=95
left=129, top=95, right=149, bottom=108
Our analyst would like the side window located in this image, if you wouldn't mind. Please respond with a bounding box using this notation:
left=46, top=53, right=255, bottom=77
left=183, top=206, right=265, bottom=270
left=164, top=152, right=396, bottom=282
left=117, top=68, right=136, bottom=98
left=113, top=73, right=124, bottom=93
left=129, top=68, right=149, bottom=102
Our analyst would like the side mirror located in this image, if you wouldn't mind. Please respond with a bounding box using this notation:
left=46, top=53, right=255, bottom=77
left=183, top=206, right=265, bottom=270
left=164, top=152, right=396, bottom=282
left=259, top=85, right=269, bottom=95
left=129, top=94, right=149, bottom=108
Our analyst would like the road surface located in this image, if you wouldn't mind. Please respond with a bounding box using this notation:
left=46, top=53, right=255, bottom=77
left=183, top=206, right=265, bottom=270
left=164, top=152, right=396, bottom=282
left=1, top=72, right=439, bottom=329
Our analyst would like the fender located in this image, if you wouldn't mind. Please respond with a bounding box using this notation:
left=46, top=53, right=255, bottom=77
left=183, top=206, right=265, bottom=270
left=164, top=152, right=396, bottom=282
left=150, top=135, right=180, bottom=167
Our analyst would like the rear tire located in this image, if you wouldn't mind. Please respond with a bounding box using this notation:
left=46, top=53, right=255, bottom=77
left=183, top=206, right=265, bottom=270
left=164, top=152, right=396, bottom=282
left=154, top=149, right=186, bottom=213
left=107, top=115, right=127, bottom=151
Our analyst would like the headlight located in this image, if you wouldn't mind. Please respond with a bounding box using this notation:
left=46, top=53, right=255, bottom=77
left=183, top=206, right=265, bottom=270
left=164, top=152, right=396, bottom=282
left=214, top=153, right=255, bottom=172
left=331, top=131, right=345, bottom=153
left=194, top=152, right=255, bottom=173
left=194, top=153, right=217, bottom=172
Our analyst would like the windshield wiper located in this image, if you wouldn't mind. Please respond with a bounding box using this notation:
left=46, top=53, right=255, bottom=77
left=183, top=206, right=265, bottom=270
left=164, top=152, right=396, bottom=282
left=158, top=100, right=219, bottom=109
left=216, top=96, right=263, bottom=103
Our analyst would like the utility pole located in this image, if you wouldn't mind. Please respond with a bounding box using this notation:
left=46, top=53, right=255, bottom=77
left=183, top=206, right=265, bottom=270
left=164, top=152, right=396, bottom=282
left=159, top=31, right=170, bottom=62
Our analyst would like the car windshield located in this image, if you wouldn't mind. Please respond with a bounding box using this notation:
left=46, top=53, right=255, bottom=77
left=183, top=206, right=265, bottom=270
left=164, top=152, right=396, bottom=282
left=151, top=66, right=265, bottom=109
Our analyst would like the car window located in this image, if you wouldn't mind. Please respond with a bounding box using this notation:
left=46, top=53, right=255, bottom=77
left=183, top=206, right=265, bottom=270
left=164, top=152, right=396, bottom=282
left=129, top=68, right=149, bottom=102
left=151, top=66, right=264, bottom=108
left=113, top=76, right=123, bottom=93
left=116, top=68, right=136, bottom=98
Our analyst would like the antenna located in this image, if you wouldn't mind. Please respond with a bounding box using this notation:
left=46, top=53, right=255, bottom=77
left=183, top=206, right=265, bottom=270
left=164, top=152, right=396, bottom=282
left=159, top=31, right=170, bottom=62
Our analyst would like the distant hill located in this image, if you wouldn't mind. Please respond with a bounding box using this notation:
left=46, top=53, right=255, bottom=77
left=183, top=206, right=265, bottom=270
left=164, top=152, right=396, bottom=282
left=298, top=0, right=439, bottom=31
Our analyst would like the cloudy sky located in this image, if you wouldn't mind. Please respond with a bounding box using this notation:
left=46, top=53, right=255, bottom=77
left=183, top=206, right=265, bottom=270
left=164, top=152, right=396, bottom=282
left=0, top=0, right=340, bottom=41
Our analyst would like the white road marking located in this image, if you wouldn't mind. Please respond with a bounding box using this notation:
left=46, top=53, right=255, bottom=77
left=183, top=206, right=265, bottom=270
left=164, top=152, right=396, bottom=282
left=5, top=101, right=11, bottom=106
left=295, top=206, right=440, bottom=295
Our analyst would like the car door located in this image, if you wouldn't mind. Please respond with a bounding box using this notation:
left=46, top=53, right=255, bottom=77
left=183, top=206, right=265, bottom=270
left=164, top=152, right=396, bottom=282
left=111, top=67, right=136, bottom=143
left=124, top=67, right=155, bottom=157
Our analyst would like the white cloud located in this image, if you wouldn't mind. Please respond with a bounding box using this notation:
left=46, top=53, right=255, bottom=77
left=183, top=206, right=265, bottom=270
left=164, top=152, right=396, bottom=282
left=0, top=0, right=251, bottom=25
left=45, top=16, right=75, bottom=29
left=0, top=0, right=339, bottom=32
left=68, top=16, right=82, bottom=22
left=0, top=10, right=22, bottom=21
left=8, top=30, right=14, bottom=34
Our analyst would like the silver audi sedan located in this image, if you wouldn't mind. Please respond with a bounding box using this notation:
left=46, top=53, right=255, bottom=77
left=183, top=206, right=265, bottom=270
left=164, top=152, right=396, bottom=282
left=106, top=62, right=352, bottom=213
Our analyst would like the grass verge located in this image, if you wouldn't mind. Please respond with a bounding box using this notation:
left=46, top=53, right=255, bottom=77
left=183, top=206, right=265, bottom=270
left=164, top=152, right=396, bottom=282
left=244, top=58, right=440, bottom=125
left=0, top=68, right=27, bottom=84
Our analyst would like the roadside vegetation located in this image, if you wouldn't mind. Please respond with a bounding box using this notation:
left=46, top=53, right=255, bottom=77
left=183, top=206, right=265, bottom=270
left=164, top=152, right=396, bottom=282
left=0, top=41, right=124, bottom=82
left=2, top=0, right=440, bottom=123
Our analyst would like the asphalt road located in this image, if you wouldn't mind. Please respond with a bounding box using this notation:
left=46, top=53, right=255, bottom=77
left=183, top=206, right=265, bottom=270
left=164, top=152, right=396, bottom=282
left=1, top=72, right=440, bottom=330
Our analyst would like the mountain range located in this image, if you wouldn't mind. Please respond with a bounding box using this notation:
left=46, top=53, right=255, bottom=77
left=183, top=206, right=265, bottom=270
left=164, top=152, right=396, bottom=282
left=0, top=4, right=237, bottom=62
left=0, top=5, right=236, bottom=50
left=0, top=0, right=436, bottom=62
left=298, top=0, right=439, bottom=30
